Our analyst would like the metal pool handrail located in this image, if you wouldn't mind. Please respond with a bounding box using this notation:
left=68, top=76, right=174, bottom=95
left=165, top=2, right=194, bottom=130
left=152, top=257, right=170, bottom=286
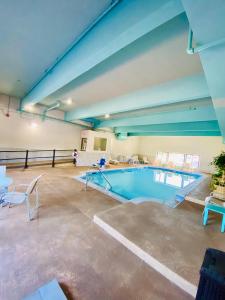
left=85, top=169, right=112, bottom=191
left=98, top=169, right=112, bottom=190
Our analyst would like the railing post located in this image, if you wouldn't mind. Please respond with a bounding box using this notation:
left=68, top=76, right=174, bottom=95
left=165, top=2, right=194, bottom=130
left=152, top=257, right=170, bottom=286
left=52, top=149, right=56, bottom=167
left=24, top=150, right=29, bottom=169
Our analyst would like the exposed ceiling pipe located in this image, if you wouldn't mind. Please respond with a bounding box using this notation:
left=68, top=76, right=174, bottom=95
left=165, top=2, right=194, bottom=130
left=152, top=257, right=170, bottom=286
left=42, top=101, right=61, bottom=120
left=187, top=27, right=225, bottom=54
left=21, top=0, right=122, bottom=107
left=18, top=108, right=92, bottom=128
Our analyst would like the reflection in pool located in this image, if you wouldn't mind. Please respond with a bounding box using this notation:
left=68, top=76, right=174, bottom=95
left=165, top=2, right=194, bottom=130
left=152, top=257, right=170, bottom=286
left=154, top=170, right=195, bottom=188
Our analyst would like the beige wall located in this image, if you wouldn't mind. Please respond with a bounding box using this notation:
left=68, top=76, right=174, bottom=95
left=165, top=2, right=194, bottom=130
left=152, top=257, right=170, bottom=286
left=111, top=136, right=139, bottom=158
left=138, top=136, right=225, bottom=173
left=0, top=94, right=82, bottom=150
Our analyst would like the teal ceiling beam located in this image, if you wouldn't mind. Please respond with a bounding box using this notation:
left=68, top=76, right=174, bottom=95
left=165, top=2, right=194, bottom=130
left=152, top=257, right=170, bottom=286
left=66, top=73, right=209, bottom=121
left=115, top=121, right=220, bottom=134
left=20, top=0, right=120, bottom=107
left=95, top=104, right=216, bottom=128
left=182, top=0, right=225, bottom=143
left=21, top=0, right=183, bottom=108
left=115, top=133, right=128, bottom=140
left=82, top=117, right=99, bottom=127
left=186, top=28, right=225, bottom=55
left=128, top=131, right=221, bottom=137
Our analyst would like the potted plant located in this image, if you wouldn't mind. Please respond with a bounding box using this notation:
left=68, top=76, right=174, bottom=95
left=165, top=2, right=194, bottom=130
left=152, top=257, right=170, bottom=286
left=211, top=151, right=225, bottom=199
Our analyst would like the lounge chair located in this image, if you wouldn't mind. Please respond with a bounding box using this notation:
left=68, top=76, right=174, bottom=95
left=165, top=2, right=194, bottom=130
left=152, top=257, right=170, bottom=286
left=117, top=155, right=127, bottom=163
left=141, top=156, right=149, bottom=164
left=109, top=158, right=119, bottom=165
left=2, top=174, right=43, bottom=221
left=128, top=155, right=140, bottom=164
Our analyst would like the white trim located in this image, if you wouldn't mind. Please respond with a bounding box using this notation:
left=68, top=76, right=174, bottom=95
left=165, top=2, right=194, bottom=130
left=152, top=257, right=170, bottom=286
left=94, top=215, right=197, bottom=298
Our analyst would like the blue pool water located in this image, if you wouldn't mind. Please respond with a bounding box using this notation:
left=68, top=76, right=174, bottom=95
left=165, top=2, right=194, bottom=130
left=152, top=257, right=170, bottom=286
left=81, top=167, right=202, bottom=207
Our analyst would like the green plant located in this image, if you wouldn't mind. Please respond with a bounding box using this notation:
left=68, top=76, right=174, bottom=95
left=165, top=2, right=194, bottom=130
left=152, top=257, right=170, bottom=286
left=210, top=151, right=225, bottom=190
left=211, top=151, right=225, bottom=171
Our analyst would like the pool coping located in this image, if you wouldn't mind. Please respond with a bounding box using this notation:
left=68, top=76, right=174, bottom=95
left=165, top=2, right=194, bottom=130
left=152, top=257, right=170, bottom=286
left=93, top=213, right=197, bottom=298
left=76, top=165, right=205, bottom=205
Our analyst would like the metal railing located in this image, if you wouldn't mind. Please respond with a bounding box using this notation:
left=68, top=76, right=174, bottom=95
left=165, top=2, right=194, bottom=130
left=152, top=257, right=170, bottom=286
left=0, top=149, right=74, bottom=168
left=98, top=169, right=112, bottom=190
left=85, top=168, right=112, bottom=191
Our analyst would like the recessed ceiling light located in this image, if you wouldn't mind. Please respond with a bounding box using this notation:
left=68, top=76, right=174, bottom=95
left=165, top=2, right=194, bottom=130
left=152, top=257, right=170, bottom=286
left=24, top=104, right=35, bottom=112
left=66, top=98, right=72, bottom=105
left=30, top=121, right=37, bottom=128
left=105, top=114, right=110, bottom=119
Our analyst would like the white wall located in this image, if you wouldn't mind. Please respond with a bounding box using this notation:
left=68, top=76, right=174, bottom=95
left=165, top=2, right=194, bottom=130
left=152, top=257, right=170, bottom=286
left=81, top=130, right=112, bottom=153
left=0, top=94, right=82, bottom=150
left=111, top=135, right=139, bottom=158
left=77, top=130, right=140, bottom=164
left=80, top=130, right=140, bottom=159
left=138, top=136, right=225, bottom=173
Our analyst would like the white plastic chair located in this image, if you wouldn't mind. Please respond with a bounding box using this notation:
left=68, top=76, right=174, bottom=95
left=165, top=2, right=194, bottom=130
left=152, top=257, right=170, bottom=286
left=0, top=166, right=6, bottom=177
left=2, top=174, right=43, bottom=221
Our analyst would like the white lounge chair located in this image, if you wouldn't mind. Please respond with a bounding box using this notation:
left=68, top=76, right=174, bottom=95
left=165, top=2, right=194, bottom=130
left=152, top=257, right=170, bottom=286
left=129, top=155, right=140, bottom=164
left=109, top=157, right=119, bottom=165
left=117, top=155, right=127, bottom=163
left=142, top=156, right=149, bottom=164
left=2, top=174, right=43, bottom=221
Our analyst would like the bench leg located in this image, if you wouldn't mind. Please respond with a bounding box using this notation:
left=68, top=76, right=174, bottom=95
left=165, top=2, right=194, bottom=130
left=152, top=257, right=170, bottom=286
left=203, top=208, right=208, bottom=226
left=221, top=214, right=225, bottom=233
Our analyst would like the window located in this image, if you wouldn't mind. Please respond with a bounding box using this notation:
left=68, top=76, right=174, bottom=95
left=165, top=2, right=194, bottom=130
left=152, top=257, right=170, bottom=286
left=93, top=137, right=107, bottom=151
left=168, top=153, right=184, bottom=167
left=156, top=152, right=168, bottom=164
left=155, top=152, right=200, bottom=169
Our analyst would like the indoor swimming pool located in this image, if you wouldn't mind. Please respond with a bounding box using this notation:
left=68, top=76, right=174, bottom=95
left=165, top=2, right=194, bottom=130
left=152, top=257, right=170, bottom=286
left=80, top=166, right=203, bottom=207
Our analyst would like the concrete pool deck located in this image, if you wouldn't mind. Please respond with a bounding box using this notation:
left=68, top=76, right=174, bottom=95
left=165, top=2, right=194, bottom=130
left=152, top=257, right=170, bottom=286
left=0, top=165, right=193, bottom=300
left=91, top=170, right=225, bottom=297
left=94, top=200, right=225, bottom=297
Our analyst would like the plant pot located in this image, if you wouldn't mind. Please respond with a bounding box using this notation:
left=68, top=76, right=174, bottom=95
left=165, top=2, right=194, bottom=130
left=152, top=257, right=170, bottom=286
left=213, top=185, right=225, bottom=200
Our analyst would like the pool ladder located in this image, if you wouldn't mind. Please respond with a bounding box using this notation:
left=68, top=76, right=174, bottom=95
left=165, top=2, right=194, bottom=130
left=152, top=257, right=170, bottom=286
left=85, top=169, right=112, bottom=191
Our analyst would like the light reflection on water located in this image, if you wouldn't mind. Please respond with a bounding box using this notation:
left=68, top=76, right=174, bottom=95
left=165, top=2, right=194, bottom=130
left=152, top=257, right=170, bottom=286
left=154, top=170, right=195, bottom=188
